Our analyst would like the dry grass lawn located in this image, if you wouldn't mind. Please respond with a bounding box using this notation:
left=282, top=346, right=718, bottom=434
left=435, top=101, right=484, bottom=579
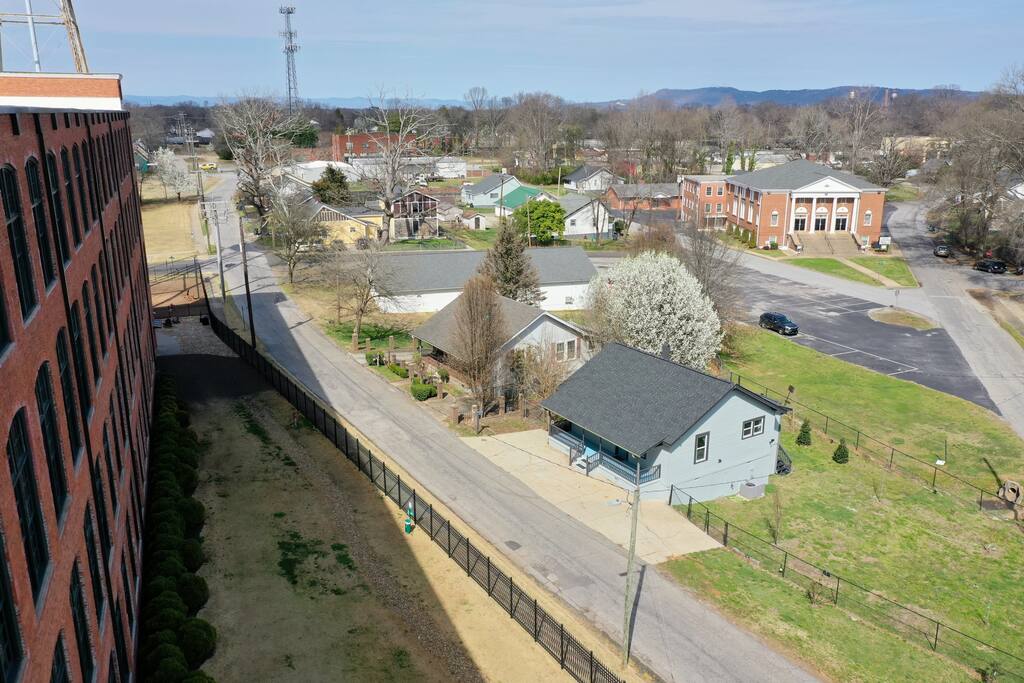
left=867, top=307, right=938, bottom=330
left=970, top=289, right=1024, bottom=350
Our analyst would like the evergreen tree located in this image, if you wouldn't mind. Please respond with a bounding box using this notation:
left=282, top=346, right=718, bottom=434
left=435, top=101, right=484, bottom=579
left=481, top=221, right=544, bottom=305
left=723, top=143, right=735, bottom=174
left=833, top=438, right=850, bottom=464
left=796, top=418, right=812, bottom=446
left=311, top=166, right=352, bottom=206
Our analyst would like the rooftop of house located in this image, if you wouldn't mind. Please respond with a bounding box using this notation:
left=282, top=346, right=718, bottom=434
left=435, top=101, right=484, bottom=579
left=557, top=192, right=597, bottom=216
left=542, top=343, right=787, bottom=455
left=496, top=186, right=544, bottom=209
left=607, top=183, right=681, bottom=199
left=565, top=164, right=609, bottom=182
left=682, top=174, right=729, bottom=182
left=464, top=173, right=516, bottom=195
left=727, top=159, right=882, bottom=192
left=412, top=294, right=566, bottom=356
left=380, top=247, right=596, bottom=294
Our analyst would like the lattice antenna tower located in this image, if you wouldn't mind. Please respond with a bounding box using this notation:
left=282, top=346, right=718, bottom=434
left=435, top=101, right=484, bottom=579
left=279, top=6, right=299, bottom=113
left=0, top=0, right=89, bottom=73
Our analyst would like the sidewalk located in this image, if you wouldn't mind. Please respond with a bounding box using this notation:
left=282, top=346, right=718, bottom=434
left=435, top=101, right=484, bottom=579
left=462, top=430, right=719, bottom=564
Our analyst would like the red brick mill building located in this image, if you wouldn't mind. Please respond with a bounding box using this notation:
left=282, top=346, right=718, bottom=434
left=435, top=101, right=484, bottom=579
left=0, top=73, right=155, bottom=681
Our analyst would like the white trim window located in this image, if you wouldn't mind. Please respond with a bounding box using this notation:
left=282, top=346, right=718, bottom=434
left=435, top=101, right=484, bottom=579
left=694, top=432, right=710, bottom=463
left=864, top=210, right=873, bottom=226
left=555, top=342, right=566, bottom=361
left=705, top=202, right=712, bottom=213
left=741, top=417, right=765, bottom=439
left=705, top=185, right=713, bottom=196
left=717, top=185, right=724, bottom=196
left=770, top=210, right=779, bottom=227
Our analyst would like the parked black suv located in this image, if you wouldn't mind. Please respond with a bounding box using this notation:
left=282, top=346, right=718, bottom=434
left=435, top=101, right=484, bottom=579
left=974, top=259, right=1008, bottom=274
left=933, top=244, right=951, bottom=257
left=759, top=312, right=799, bottom=336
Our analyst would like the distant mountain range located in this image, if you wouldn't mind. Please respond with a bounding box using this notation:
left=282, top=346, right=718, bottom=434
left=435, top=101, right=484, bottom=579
left=125, top=86, right=977, bottom=109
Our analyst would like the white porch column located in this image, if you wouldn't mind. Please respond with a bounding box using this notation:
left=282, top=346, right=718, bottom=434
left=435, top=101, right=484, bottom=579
left=810, top=196, right=818, bottom=230
left=831, top=196, right=838, bottom=232
left=788, top=193, right=797, bottom=234
left=851, top=195, right=860, bottom=235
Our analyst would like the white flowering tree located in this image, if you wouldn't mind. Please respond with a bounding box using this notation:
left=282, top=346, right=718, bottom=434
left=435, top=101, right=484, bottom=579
left=152, top=147, right=193, bottom=200
left=586, top=251, right=722, bottom=369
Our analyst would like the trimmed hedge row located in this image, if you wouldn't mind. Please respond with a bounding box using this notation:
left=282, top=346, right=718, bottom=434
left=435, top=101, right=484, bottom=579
left=140, top=377, right=217, bottom=682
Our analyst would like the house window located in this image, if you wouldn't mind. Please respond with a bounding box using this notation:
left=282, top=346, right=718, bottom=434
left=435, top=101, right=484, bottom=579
left=81, top=284, right=101, bottom=381
left=566, top=339, right=577, bottom=360
left=489, top=192, right=498, bottom=199
left=705, top=186, right=712, bottom=196
left=564, top=296, right=574, bottom=306
left=814, top=217, right=827, bottom=231
left=742, top=416, right=765, bottom=439
left=0, top=279, right=9, bottom=356
left=68, top=303, right=92, bottom=416
left=70, top=563, right=93, bottom=682
left=555, top=342, right=566, bottom=361
left=6, top=409, right=50, bottom=600
left=864, top=210, right=873, bottom=226
left=35, top=363, right=68, bottom=517
left=793, top=217, right=806, bottom=231
left=61, top=149, right=81, bottom=247
left=694, top=432, right=710, bottom=464
left=2, top=165, right=38, bottom=319
left=569, top=218, right=576, bottom=227
left=717, top=186, right=723, bottom=196
left=834, top=217, right=848, bottom=231
left=45, top=154, right=71, bottom=265
left=716, top=203, right=722, bottom=213
left=704, top=203, right=711, bottom=213
left=770, top=211, right=779, bottom=226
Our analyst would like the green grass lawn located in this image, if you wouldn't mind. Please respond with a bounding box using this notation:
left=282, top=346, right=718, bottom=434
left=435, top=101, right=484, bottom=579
left=324, top=321, right=414, bottom=351
left=383, top=238, right=462, bottom=251
left=659, top=329, right=1024, bottom=678
left=445, top=227, right=498, bottom=250
left=789, top=257, right=882, bottom=286
left=886, top=183, right=921, bottom=202
left=665, top=551, right=973, bottom=683
left=850, top=256, right=918, bottom=287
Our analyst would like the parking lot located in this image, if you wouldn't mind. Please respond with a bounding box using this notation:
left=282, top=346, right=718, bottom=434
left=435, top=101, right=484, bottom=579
left=739, top=268, right=997, bottom=411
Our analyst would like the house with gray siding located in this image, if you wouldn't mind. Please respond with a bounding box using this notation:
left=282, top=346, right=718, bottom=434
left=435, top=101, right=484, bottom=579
left=542, top=344, right=789, bottom=500
left=461, top=173, right=521, bottom=207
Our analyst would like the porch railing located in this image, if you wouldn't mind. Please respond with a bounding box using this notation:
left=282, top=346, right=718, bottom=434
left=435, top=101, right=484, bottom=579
left=549, top=423, right=661, bottom=485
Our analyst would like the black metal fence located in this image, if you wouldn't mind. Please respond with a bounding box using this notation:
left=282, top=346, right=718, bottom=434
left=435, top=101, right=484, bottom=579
left=726, top=371, right=1022, bottom=515
left=205, top=312, right=622, bottom=683
left=670, top=488, right=1024, bottom=679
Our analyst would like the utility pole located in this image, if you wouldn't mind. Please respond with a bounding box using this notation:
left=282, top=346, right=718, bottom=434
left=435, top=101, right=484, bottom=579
left=279, top=6, right=300, bottom=113
left=621, top=459, right=641, bottom=667
left=201, top=201, right=227, bottom=301
left=238, top=215, right=257, bottom=349
left=0, top=0, right=88, bottom=72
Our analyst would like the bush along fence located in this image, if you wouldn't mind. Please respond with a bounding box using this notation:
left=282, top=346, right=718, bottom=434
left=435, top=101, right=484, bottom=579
left=668, top=486, right=1024, bottom=680
left=205, top=312, right=623, bottom=683
left=725, top=372, right=1023, bottom=516
left=139, top=377, right=217, bottom=682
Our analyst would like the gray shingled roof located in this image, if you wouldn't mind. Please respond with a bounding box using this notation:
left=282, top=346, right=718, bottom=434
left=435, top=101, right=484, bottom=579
left=464, top=174, right=515, bottom=196
left=608, top=183, right=681, bottom=199
left=542, top=343, right=786, bottom=455
left=412, top=294, right=545, bottom=356
left=381, top=247, right=596, bottom=295
left=727, top=159, right=881, bottom=191
left=558, top=193, right=594, bottom=216
left=565, top=165, right=604, bottom=182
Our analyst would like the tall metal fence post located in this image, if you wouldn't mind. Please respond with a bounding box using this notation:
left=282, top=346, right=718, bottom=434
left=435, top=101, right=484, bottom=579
left=855, top=430, right=860, bottom=449
left=888, top=447, right=895, bottom=468
left=824, top=415, right=830, bottom=434
left=487, top=557, right=491, bottom=595
left=447, top=520, right=452, bottom=557
left=412, top=490, right=418, bottom=521
left=834, top=576, right=840, bottom=605
left=559, top=624, right=565, bottom=669
left=781, top=551, right=788, bottom=577
left=509, top=577, right=515, bottom=617
left=368, top=453, right=374, bottom=483
left=687, top=496, right=693, bottom=520
left=381, top=461, right=387, bottom=492
left=533, top=598, right=538, bottom=640
left=589, top=651, right=595, bottom=683
left=466, top=538, right=471, bottom=576
left=428, top=504, right=435, bottom=539
left=723, top=522, right=729, bottom=547
left=704, top=508, right=710, bottom=533
left=933, top=622, right=940, bottom=651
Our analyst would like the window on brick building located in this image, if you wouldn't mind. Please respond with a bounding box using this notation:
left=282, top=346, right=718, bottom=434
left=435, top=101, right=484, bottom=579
left=35, top=363, right=69, bottom=518
left=102, top=425, right=118, bottom=511
left=71, top=146, right=91, bottom=230
left=0, top=280, right=9, bottom=356
left=69, top=563, right=93, bottom=682
left=55, top=330, right=83, bottom=461
left=83, top=503, right=106, bottom=624
left=771, top=210, right=779, bottom=226
left=81, top=284, right=101, bottom=382
left=50, top=635, right=69, bottom=683
left=6, top=409, right=50, bottom=600
left=717, top=186, right=723, bottom=196
left=864, top=210, right=873, bottom=226
left=45, top=154, right=71, bottom=266
left=60, top=149, right=82, bottom=247
left=90, top=267, right=106, bottom=349
left=704, top=185, right=712, bottom=196
left=2, top=165, right=38, bottom=319
left=68, top=303, right=92, bottom=417
left=0, top=534, right=22, bottom=682
left=25, top=158, right=56, bottom=288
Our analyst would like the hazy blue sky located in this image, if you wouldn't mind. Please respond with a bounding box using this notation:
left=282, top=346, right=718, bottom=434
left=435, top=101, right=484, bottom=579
left=2, top=0, right=1021, bottom=101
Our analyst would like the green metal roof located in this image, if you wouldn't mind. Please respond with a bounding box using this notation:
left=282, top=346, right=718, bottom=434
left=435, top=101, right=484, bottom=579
left=496, top=186, right=541, bottom=209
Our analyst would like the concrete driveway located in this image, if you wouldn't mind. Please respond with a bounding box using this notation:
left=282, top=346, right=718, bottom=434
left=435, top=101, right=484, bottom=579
left=463, top=430, right=719, bottom=564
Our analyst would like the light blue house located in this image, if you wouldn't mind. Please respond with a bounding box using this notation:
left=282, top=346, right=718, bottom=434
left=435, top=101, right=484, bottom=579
left=460, top=174, right=521, bottom=207
left=542, top=343, right=790, bottom=501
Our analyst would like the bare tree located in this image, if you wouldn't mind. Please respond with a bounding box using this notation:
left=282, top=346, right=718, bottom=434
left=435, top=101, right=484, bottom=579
left=509, top=92, right=565, bottom=170
left=452, top=274, right=505, bottom=406
left=511, top=344, right=567, bottom=405
left=626, top=223, right=682, bottom=258
left=319, top=240, right=397, bottom=348
left=870, top=135, right=912, bottom=187
left=679, top=218, right=742, bottom=321
left=788, top=106, right=835, bottom=160
left=360, top=92, right=443, bottom=241
left=833, top=91, right=882, bottom=171
left=215, top=95, right=300, bottom=219
left=268, top=189, right=326, bottom=283
left=465, top=86, right=488, bottom=151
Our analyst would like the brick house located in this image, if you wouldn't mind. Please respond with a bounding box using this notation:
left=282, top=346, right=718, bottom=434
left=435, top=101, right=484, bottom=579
left=721, top=160, right=886, bottom=250
left=680, top=174, right=729, bottom=229
left=603, top=183, right=683, bottom=212
left=0, top=73, right=155, bottom=681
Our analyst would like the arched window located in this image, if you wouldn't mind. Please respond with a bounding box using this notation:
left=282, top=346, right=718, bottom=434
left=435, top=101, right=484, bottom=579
left=5, top=409, right=51, bottom=599
left=770, top=210, right=779, bottom=227
left=90, top=266, right=107, bottom=346
left=60, top=148, right=82, bottom=247
left=2, top=165, right=37, bottom=318
left=25, top=158, right=55, bottom=287
left=71, top=145, right=92, bottom=230
left=794, top=206, right=808, bottom=214
left=55, top=329, right=83, bottom=460
left=864, top=210, right=873, bottom=227
left=45, top=153, right=70, bottom=266
left=68, top=302, right=92, bottom=415
left=34, top=362, right=68, bottom=515
left=81, top=283, right=101, bottom=380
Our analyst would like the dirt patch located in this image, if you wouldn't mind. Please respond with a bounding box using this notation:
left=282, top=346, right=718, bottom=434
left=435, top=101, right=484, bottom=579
left=176, top=355, right=568, bottom=682
left=867, top=307, right=938, bottom=330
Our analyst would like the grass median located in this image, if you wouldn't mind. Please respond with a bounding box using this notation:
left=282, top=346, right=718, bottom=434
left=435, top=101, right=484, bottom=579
left=788, top=257, right=882, bottom=286
left=850, top=256, right=918, bottom=287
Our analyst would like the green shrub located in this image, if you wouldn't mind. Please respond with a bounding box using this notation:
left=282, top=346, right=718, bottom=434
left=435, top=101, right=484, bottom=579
left=179, top=498, right=206, bottom=537
left=177, top=466, right=199, bottom=496
left=144, top=577, right=178, bottom=601
left=181, top=539, right=205, bottom=573
left=796, top=419, right=812, bottom=446
left=748, top=233, right=757, bottom=248
left=438, top=368, right=449, bottom=383
left=180, top=618, right=218, bottom=669
left=178, top=573, right=210, bottom=614
left=181, top=672, right=217, bottom=683
left=144, top=591, right=186, bottom=618
left=833, top=438, right=850, bottom=464
left=365, top=351, right=384, bottom=366
left=141, top=630, right=179, bottom=664
left=410, top=382, right=437, bottom=401
left=154, top=556, right=188, bottom=580
left=151, top=655, right=189, bottom=683
left=145, top=643, right=187, bottom=676
left=145, top=606, right=186, bottom=634
left=388, top=363, right=408, bottom=378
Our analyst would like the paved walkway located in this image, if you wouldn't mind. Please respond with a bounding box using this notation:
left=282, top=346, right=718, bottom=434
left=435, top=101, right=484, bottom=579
left=463, top=431, right=719, bottom=564
left=206, top=177, right=820, bottom=682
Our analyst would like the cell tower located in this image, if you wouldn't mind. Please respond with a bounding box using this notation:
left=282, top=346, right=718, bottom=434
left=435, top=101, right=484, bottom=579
left=279, top=6, right=299, bottom=113
left=0, top=0, right=89, bottom=73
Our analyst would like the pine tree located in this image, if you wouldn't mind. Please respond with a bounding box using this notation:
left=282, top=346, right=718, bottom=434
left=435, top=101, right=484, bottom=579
left=723, top=143, right=735, bottom=174
left=481, top=221, right=544, bottom=305
left=833, top=438, right=850, bottom=464
left=796, top=419, right=812, bottom=446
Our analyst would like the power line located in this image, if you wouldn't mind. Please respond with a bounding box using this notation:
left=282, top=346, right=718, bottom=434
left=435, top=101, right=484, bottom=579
left=279, top=6, right=299, bottom=113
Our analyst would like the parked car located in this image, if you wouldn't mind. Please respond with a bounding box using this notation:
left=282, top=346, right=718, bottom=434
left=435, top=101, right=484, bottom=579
left=974, top=259, right=1008, bottom=274
left=199, top=162, right=218, bottom=172
left=759, top=312, right=799, bottom=336
left=933, top=244, right=952, bottom=257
